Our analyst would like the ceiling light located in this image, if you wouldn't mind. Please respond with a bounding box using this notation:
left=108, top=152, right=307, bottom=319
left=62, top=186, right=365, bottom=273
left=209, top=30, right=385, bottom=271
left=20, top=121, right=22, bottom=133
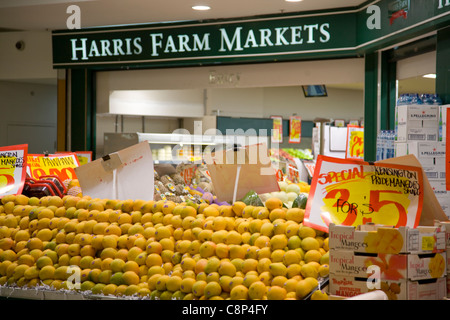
left=285, top=0, right=303, bottom=2
left=192, top=5, right=211, bottom=10
left=423, top=74, right=436, bottom=79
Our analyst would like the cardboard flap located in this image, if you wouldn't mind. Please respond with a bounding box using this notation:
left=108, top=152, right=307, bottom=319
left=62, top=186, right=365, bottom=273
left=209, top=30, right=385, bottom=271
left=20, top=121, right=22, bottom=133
left=206, top=143, right=279, bottom=202
left=377, top=154, right=449, bottom=225
left=75, top=142, right=154, bottom=200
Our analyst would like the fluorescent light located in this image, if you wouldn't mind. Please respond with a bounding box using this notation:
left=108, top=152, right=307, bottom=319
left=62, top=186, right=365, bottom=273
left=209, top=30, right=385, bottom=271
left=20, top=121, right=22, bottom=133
left=192, top=5, right=211, bottom=10
left=285, top=0, right=303, bottom=2
left=423, top=74, right=436, bottom=79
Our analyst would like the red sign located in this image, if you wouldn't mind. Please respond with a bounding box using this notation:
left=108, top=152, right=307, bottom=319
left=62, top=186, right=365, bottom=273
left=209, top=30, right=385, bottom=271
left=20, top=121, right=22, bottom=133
left=304, top=155, right=424, bottom=233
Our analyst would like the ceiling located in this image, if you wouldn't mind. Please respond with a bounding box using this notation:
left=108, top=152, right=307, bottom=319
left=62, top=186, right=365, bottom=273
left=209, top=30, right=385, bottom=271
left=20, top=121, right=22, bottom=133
left=0, top=0, right=366, bottom=31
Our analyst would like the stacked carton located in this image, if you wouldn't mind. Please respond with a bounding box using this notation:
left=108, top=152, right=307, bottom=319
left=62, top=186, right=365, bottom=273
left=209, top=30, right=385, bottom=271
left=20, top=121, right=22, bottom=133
left=328, top=223, right=447, bottom=300
left=435, top=222, right=450, bottom=298
left=395, top=103, right=449, bottom=218
left=439, top=105, right=450, bottom=142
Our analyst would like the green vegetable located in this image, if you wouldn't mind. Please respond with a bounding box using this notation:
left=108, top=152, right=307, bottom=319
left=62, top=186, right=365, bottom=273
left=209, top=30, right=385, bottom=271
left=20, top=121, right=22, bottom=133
left=292, top=193, right=308, bottom=209
left=241, top=190, right=264, bottom=206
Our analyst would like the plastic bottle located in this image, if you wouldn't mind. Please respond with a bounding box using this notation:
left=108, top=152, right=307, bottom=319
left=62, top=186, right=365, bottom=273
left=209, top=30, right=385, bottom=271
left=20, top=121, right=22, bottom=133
left=387, top=130, right=395, bottom=159
left=378, top=130, right=386, bottom=160
left=420, top=94, right=433, bottom=105
left=410, top=93, right=423, bottom=105
left=404, top=93, right=412, bottom=105
left=376, top=131, right=383, bottom=161
left=396, top=94, right=405, bottom=106
left=432, top=94, right=442, bottom=105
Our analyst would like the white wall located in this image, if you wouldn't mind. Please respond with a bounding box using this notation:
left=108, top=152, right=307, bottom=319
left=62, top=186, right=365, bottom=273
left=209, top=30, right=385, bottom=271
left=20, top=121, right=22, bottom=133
left=96, top=114, right=180, bottom=158
left=204, top=86, right=363, bottom=121
left=0, top=81, right=58, bottom=153
left=0, top=31, right=56, bottom=82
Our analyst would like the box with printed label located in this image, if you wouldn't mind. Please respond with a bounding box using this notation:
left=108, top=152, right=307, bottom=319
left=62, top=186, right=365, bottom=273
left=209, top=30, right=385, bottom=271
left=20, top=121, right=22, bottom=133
left=395, top=104, right=439, bottom=142
left=435, top=222, right=450, bottom=248
left=328, top=223, right=446, bottom=254
left=393, top=142, right=446, bottom=180
left=329, top=275, right=446, bottom=300
left=329, top=250, right=447, bottom=281
left=410, top=141, right=446, bottom=180
left=447, top=248, right=450, bottom=297
left=429, top=181, right=450, bottom=217
left=439, top=105, right=450, bottom=142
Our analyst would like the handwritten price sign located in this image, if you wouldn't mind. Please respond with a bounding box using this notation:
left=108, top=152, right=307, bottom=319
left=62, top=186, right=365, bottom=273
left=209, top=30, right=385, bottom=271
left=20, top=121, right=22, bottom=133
left=0, top=144, right=28, bottom=197
left=345, top=126, right=364, bottom=160
left=304, top=155, right=424, bottom=233
left=26, top=153, right=80, bottom=181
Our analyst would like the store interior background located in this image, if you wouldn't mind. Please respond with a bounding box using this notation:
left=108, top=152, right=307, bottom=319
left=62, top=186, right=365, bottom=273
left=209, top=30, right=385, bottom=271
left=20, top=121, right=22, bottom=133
left=0, top=0, right=439, bottom=158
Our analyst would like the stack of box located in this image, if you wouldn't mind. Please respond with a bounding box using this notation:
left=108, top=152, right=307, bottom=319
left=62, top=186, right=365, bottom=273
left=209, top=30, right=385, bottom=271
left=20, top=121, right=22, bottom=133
left=439, top=105, right=450, bottom=142
left=435, top=221, right=450, bottom=298
left=395, top=103, right=449, bottom=218
left=328, top=223, right=447, bottom=300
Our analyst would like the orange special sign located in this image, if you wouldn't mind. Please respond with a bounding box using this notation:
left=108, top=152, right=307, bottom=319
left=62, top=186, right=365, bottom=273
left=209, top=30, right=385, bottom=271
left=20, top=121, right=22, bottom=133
left=304, top=155, right=424, bottom=233
left=27, top=153, right=80, bottom=181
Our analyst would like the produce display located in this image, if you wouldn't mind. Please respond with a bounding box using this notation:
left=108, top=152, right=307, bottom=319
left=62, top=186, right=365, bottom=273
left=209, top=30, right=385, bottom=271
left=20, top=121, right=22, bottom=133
left=0, top=188, right=330, bottom=300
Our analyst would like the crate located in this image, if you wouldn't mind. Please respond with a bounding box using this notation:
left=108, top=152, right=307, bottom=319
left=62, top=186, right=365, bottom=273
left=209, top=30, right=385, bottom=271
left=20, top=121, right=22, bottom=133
left=329, top=250, right=447, bottom=281
left=328, top=223, right=446, bottom=254
left=329, top=275, right=446, bottom=300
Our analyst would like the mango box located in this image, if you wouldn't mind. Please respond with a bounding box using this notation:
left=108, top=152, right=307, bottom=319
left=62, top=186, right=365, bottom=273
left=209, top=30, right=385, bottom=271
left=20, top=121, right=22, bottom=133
left=435, top=221, right=450, bottom=247
left=329, top=223, right=446, bottom=254
left=329, top=250, right=447, bottom=281
left=329, top=275, right=447, bottom=300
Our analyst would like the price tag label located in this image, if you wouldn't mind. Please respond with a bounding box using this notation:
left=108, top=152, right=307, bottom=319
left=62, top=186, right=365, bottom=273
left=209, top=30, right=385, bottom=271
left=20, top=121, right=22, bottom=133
left=26, top=153, right=80, bottom=181
left=0, top=144, right=28, bottom=197
left=421, top=236, right=436, bottom=251
left=304, top=155, right=424, bottom=233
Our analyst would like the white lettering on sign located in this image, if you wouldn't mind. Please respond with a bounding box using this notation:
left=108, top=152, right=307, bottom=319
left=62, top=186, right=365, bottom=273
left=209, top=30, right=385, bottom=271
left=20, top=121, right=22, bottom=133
left=70, top=37, right=142, bottom=61
left=149, top=33, right=211, bottom=56
left=366, top=5, right=381, bottom=30
left=209, top=71, right=241, bottom=85
left=66, top=5, right=81, bottom=30
left=69, top=23, right=332, bottom=61
left=438, top=0, right=450, bottom=9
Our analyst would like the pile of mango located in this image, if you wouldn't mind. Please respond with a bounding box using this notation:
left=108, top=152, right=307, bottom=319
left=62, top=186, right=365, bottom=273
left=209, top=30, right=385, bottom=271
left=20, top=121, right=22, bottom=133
left=0, top=193, right=329, bottom=300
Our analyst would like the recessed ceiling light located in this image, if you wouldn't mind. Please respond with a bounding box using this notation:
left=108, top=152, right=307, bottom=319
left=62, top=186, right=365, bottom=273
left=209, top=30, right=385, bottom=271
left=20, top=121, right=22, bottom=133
left=423, top=73, right=436, bottom=79
left=285, top=0, right=303, bottom=2
left=192, top=5, right=211, bottom=10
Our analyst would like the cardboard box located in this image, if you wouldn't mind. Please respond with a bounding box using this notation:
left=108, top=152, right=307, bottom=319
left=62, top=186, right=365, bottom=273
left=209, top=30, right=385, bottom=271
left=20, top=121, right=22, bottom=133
left=329, top=275, right=447, bottom=300
left=429, top=180, right=450, bottom=218
left=435, top=222, right=450, bottom=248
left=394, top=141, right=446, bottom=180
left=439, top=105, right=450, bottom=142
left=329, top=223, right=446, bottom=254
left=395, top=104, right=439, bottom=142
left=329, top=250, right=447, bottom=281
left=410, top=142, right=446, bottom=180
left=446, top=247, right=450, bottom=297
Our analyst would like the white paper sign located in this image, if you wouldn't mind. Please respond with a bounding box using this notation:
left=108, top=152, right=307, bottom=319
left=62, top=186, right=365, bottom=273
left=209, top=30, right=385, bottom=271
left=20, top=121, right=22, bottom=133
left=75, top=142, right=154, bottom=200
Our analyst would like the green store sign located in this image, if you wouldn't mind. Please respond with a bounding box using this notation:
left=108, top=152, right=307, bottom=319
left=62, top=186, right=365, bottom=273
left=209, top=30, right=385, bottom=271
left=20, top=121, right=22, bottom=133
left=52, top=0, right=450, bottom=68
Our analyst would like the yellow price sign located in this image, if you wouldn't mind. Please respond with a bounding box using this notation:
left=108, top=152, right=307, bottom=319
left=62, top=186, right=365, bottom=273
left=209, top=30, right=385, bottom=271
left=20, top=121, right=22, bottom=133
left=0, top=144, right=28, bottom=197
left=26, top=153, right=80, bottom=181
left=346, top=126, right=364, bottom=160
left=304, top=155, right=424, bottom=233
